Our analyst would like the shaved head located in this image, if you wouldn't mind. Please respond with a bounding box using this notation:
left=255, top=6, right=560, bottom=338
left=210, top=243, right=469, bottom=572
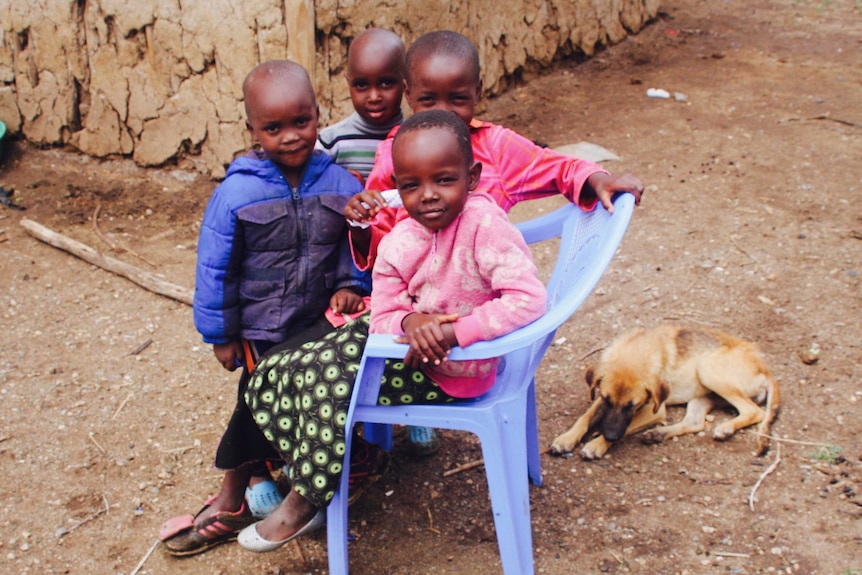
left=243, top=60, right=315, bottom=122
left=405, top=30, right=480, bottom=87
left=348, top=28, right=405, bottom=75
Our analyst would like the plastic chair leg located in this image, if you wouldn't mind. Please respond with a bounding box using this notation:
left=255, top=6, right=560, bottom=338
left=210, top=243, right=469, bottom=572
left=363, top=423, right=393, bottom=451
left=326, top=426, right=355, bottom=575
left=479, top=410, right=535, bottom=575
left=526, top=379, right=543, bottom=486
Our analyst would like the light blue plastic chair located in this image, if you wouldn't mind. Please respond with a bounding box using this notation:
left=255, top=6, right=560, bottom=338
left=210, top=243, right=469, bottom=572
left=326, top=194, right=635, bottom=575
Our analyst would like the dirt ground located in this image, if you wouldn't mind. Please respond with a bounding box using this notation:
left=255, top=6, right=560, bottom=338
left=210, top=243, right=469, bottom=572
left=1, top=0, right=860, bottom=574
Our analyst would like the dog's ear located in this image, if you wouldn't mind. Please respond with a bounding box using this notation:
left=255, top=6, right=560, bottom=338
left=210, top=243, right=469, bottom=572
left=649, top=380, right=670, bottom=413
left=585, top=367, right=601, bottom=401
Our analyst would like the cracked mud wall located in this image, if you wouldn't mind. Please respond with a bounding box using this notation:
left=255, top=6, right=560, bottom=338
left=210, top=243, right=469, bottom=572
left=0, top=0, right=659, bottom=178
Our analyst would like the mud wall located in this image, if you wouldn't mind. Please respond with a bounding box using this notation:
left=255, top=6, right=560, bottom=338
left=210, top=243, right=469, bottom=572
left=0, top=0, right=659, bottom=178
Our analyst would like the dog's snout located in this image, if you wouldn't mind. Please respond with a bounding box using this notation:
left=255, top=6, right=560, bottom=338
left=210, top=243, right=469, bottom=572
left=600, top=409, right=631, bottom=442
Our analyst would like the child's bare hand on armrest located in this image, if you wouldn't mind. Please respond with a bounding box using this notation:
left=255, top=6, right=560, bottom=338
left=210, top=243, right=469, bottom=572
left=213, top=341, right=243, bottom=372
left=585, top=172, right=645, bottom=214
left=329, top=288, right=367, bottom=315
left=397, top=312, right=460, bottom=368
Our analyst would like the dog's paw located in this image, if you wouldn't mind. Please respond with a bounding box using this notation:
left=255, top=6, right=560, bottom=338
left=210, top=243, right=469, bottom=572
left=579, top=437, right=609, bottom=460
left=549, top=433, right=579, bottom=455
left=549, top=441, right=574, bottom=456
left=712, top=423, right=736, bottom=441
left=639, top=429, right=666, bottom=444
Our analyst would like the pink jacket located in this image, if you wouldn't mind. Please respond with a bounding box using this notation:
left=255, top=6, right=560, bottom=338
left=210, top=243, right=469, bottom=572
left=352, top=118, right=607, bottom=271
left=370, top=191, right=547, bottom=398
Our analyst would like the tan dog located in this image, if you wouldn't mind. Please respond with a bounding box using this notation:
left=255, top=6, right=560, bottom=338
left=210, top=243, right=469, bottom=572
left=550, top=325, right=780, bottom=459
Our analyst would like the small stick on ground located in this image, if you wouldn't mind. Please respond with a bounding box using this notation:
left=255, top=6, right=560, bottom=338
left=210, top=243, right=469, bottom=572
left=291, top=538, right=306, bottom=565
left=749, top=442, right=781, bottom=512
left=88, top=431, right=106, bottom=454
left=92, top=202, right=157, bottom=267
left=130, top=539, right=160, bottom=575
left=62, top=499, right=110, bottom=537
left=160, top=445, right=195, bottom=454
left=0, top=434, right=10, bottom=444
left=112, top=392, right=133, bottom=420
left=751, top=431, right=837, bottom=449
left=714, top=551, right=750, bottom=558
left=443, top=447, right=551, bottom=477
left=426, top=507, right=441, bottom=534
left=130, top=339, right=153, bottom=356
left=578, top=347, right=604, bottom=362
left=442, top=459, right=485, bottom=477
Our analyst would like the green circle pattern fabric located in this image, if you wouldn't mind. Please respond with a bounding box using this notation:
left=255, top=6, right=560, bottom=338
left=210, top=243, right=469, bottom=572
left=245, top=313, right=457, bottom=508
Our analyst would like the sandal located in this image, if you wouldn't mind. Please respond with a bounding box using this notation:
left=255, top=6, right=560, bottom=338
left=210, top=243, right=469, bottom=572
left=348, top=438, right=390, bottom=506
left=159, top=496, right=256, bottom=557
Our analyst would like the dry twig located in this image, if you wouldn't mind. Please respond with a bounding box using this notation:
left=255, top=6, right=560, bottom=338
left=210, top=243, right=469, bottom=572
left=88, top=431, right=106, bottom=454
left=92, top=202, right=157, bottom=267
left=129, top=339, right=153, bottom=356
left=714, top=550, right=751, bottom=558
left=426, top=507, right=441, bottom=534
left=749, top=442, right=781, bottom=511
left=578, top=347, right=604, bottom=362
left=112, top=392, right=133, bottom=420
left=442, top=459, right=485, bottom=477
left=61, top=498, right=109, bottom=537
left=130, top=539, right=159, bottom=575
left=751, top=431, right=836, bottom=448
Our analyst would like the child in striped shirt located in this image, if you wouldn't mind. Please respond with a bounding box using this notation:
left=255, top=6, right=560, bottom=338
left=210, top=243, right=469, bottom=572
left=318, top=28, right=442, bottom=454
left=316, top=28, right=405, bottom=186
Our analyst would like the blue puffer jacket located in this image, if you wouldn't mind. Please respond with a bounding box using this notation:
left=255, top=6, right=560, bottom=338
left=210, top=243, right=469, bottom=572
left=193, top=151, right=369, bottom=344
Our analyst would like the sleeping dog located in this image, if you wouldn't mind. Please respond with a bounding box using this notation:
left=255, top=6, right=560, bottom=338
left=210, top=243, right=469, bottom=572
left=550, top=325, right=780, bottom=459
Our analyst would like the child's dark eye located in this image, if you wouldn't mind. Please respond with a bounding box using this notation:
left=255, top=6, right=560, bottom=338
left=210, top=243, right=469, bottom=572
left=352, top=80, right=369, bottom=90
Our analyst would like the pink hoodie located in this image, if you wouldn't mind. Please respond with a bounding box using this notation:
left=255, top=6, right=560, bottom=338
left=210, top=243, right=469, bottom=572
left=370, top=191, right=547, bottom=398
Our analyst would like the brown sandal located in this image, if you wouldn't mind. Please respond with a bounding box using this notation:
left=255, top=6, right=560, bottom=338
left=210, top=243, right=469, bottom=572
left=159, top=496, right=256, bottom=557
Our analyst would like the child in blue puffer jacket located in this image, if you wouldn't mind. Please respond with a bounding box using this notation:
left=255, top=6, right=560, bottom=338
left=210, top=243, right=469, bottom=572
left=159, top=59, right=370, bottom=557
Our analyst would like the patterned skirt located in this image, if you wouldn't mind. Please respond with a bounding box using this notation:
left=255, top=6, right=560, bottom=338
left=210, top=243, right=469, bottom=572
left=244, top=313, right=457, bottom=507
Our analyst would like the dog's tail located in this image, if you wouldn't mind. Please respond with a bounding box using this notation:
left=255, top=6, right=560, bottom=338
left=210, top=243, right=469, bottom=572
left=755, top=375, right=781, bottom=456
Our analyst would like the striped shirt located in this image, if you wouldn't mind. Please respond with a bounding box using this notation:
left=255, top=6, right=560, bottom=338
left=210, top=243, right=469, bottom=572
left=315, top=111, right=404, bottom=179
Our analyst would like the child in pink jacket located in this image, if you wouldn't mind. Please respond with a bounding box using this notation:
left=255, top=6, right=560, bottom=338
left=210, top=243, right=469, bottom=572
left=370, top=109, right=547, bottom=399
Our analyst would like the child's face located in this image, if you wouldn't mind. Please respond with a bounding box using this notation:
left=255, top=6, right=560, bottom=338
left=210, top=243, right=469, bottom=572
left=405, top=54, right=482, bottom=126
left=246, top=81, right=319, bottom=181
left=393, top=126, right=481, bottom=231
left=347, top=48, right=404, bottom=126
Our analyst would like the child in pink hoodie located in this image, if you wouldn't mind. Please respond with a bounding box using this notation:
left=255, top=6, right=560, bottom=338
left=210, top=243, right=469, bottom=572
left=370, top=109, right=547, bottom=399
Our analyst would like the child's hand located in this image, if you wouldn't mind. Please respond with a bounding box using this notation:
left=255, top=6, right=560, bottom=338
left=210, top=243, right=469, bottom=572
left=213, top=341, right=243, bottom=371
left=344, top=190, right=389, bottom=224
left=329, top=288, right=366, bottom=315
left=586, top=172, right=644, bottom=214
left=397, top=312, right=460, bottom=368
